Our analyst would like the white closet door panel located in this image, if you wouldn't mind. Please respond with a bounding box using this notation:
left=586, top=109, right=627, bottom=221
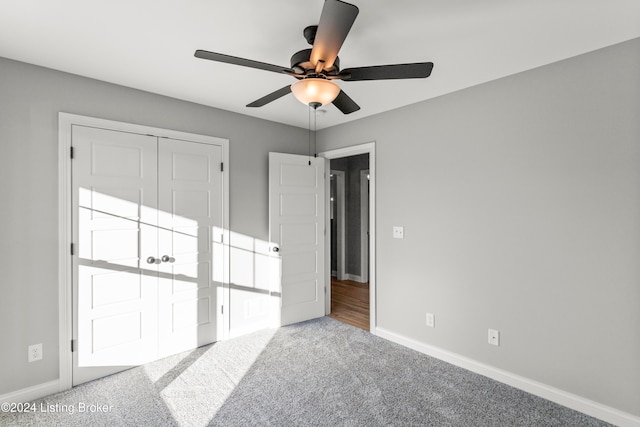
left=157, top=138, right=223, bottom=357
left=72, top=125, right=158, bottom=386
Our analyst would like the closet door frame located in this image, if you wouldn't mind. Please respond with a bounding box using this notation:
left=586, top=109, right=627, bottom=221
left=57, top=113, right=229, bottom=392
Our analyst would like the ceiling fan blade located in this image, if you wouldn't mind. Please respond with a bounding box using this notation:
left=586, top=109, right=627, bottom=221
left=339, top=62, right=434, bottom=81
left=195, top=50, right=297, bottom=75
left=310, top=0, right=359, bottom=72
left=246, top=85, right=292, bottom=108
left=332, top=89, right=360, bottom=114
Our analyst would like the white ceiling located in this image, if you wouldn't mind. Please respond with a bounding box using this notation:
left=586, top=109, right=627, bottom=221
left=1, top=0, right=640, bottom=130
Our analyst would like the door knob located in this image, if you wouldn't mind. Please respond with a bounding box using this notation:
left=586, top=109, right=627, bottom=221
left=272, top=246, right=279, bottom=253
left=146, top=256, right=160, bottom=264
left=161, top=255, right=174, bottom=263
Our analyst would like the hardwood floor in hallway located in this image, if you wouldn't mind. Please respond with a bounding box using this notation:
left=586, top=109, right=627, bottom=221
left=328, top=277, right=369, bottom=331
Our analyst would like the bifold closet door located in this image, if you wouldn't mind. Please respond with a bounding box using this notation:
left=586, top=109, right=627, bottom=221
left=157, top=138, right=222, bottom=358
left=72, top=126, right=222, bottom=386
left=73, top=126, right=160, bottom=385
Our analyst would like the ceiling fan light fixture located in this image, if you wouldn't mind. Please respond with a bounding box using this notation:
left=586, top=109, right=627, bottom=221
left=291, top=78, right=340, bottom=106
left=195, top=0, right=431, bottom=115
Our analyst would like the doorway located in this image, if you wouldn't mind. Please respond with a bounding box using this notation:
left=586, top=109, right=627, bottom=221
left=320, top=143, right=376, bottom=333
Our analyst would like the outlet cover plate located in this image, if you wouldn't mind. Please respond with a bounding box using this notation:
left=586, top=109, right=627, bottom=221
left=393, top=226, right=404, bottom=239
left=28, top=343, right=43, bottom=362
left=426, top=313, right=435, bottom=328
left=488, top=329, right=500, bottom=346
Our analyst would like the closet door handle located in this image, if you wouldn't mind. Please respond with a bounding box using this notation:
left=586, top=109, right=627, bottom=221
left=161, top=255, right=174, bottom=263
left=147, top=256, right=160, bottom=264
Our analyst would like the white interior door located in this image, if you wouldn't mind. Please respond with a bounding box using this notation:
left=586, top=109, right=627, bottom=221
left=72, top=126, right=223, bottom=386
left=269, top=153, right=325, bottom=325
left=157, top=138, right=222, bottom=358
left=72, top=126, right=159, bottom=385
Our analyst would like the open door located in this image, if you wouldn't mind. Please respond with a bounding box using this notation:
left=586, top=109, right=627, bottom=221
left=269, top=153, right=325, bottom=325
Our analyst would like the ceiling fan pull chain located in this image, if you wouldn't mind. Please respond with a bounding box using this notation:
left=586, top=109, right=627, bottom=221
left=308, top=104, right=312, bottom=165
left=307, top=102, right=321, bottom=165
left=313, top=103, right=318, bottom=159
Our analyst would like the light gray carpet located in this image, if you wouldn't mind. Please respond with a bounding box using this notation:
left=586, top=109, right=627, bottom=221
left=1, top=317, right=611, bottom=426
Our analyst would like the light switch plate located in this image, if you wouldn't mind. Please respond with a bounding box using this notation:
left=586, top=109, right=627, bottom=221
left=393, top=226, right=404, bottom=239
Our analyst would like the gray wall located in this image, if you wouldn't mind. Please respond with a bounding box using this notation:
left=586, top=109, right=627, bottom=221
left=0, top=57, right=308, bottom=395
left=318, top=38, right=640, bottom=416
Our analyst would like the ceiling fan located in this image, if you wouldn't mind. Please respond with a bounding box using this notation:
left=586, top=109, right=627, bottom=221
left=195, top=0, right=434, bottom=114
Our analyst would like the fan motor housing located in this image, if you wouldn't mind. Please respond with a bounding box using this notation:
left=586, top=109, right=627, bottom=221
left=291, top=48, right=340, bottom=75
left=303, top=25, right=318, bottom=45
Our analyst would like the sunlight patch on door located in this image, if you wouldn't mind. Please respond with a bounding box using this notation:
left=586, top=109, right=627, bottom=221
left=171, top=262, right=208, bottom=292
left=172, top=298, right=210, bottom=331
left=77, top=188, right=218, bottom=367
left=91, top=270, right=141, bottom=308
left=92, top=312, right=142, bottom=352
left=171, top=227, right=199, bottom=254
left=244, top=298, right=271, bottom=319
left=88, top=187, right=141, bottom=220
left=91, top=229, right=140, bottom=262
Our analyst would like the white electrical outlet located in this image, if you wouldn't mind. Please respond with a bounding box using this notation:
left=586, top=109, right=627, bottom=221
left=393, top=226, right=404, bottom=239
left=426, top=313, right=435, bottom=328
left=488, top=329, right=500, bottom=346
left=28, top=343, right=43, bottom=362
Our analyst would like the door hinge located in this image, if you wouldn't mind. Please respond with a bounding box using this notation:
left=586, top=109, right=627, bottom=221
left=71, top=339, right=76, bottom=352
left=221, top=306, right=224, bottom=315
left=220, top=162, right=224, bottom=172
left=70, top=146, right=74, bottom=159
left=70, top=243, right=75, bottom=256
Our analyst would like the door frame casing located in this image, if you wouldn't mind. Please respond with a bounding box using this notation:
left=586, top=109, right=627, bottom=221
left=360, top=169, right=369, bottom=284
left=319, top=142, right=376, bottom=334
left=330, top=170, right=346, bottom=282
left=57, top=113, right=230, bottom=392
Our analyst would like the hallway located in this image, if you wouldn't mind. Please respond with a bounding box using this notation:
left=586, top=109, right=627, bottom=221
left=328, top=277, right=369, bottom=331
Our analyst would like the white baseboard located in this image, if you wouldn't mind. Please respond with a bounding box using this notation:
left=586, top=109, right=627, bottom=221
left=0, top=380, right=61, bottom=404
left=332, top=273, right=365, bottom=283
left=376, top=327, right=640, bottom=427
left=345, top=274, right=364, bottom=283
